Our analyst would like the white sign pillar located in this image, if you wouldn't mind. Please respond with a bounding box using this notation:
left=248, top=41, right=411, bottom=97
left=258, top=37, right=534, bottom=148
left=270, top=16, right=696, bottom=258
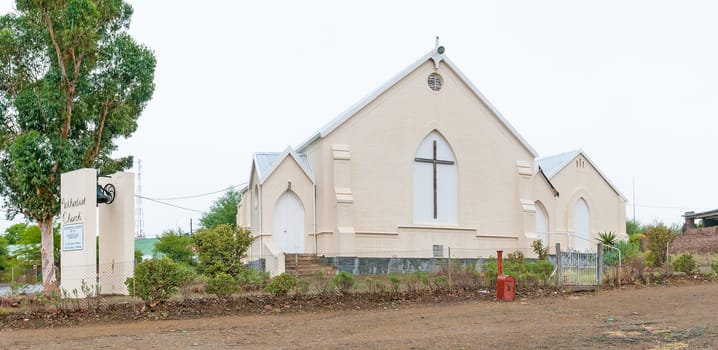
left=60, top=169, right=98, bottom=298
left=98, top=172, right=135, bottom=295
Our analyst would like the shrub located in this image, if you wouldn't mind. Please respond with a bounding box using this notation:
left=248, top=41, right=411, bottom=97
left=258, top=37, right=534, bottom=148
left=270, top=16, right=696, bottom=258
left=645, top=224, right=677, bottom=267
left=431, top=275, right=451, bottom=291
left=507, top=251, right=525, bottom=265
left=204, top=272, right=239, bottom=298
left=712, top=260, right=718, bottom=275
left=532, top=240, right=549, bottom=260
left=603, top=240, right=641, bottom=266
left=237, top=268, right=270, bottom=291
left=154, top=230, right=195, bottom=265
left=333, top=271, right=355, bottom=294
left=192, top=224, right=253, bottom=276
left=175, top=262, right=198, bottom=299
left=126, top=258, right=190, bottom=305
left=264, top=273, right=297, bottom=296
left=406, top=271, right=430, bottom=292
left=596, top=231, right=617, bottom=247
left=673, top=254, right=697, bottom=273
left=295, top=278, right=310, bottom=295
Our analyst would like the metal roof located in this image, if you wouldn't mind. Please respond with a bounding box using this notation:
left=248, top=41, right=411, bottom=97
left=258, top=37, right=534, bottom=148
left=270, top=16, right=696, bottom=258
left=253, top=147, right=314, bottom=185
left=684, top=209, right=718, bottom=220
left=296, top=47, right=538, bottom=158
left=535, top=150, right=582, bottom=179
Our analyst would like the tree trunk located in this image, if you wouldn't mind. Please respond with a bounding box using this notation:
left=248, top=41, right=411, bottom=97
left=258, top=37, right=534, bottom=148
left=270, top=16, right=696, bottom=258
left=39, top=218, right=58, bottom=291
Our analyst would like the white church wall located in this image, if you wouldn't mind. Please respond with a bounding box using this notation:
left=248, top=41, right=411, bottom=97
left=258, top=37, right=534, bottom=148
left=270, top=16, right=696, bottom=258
left=304, top=60, right=535, bottom=257
left=552, top=155, right=627, bottom=243
left=258, top=156, right=315, bottom=254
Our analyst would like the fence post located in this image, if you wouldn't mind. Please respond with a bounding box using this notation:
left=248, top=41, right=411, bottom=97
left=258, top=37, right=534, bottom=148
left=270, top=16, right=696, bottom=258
left=448, top=247, right=451, bottom=286
left=555, top=243, right=562, bottom=286
left=596, top=243, right=603, bottom=286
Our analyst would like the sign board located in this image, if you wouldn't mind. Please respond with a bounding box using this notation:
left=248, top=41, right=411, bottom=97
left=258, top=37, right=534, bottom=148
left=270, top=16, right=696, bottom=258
left=62, top=223, right=84, bottom=251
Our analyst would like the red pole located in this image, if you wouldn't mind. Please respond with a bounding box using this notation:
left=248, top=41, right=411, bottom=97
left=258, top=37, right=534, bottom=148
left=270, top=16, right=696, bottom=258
left=497, top=250, right=503, bottom=276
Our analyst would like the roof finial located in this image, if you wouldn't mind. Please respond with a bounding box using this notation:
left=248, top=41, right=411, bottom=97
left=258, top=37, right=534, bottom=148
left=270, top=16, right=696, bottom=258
left=435, top=36, right=440, bottom=50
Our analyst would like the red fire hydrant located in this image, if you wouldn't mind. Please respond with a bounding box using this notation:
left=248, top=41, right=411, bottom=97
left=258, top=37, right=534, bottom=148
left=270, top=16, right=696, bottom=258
left=495, top=250, right=515, bottom=301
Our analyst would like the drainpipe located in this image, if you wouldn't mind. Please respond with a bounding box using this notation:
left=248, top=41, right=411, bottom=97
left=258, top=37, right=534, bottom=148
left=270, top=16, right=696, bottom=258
left=258, top=184, right=263, bottom=260
left=313, top=184, right=317, bottom=255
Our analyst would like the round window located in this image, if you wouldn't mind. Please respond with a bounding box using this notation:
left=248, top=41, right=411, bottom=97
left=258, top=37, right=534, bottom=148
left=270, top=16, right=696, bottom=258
left=427, top=73, right=443, bottom=92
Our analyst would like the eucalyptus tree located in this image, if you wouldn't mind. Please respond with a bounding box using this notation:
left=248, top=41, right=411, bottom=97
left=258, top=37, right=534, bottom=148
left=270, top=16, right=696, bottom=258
left=0, top=0, right=156, bottom=290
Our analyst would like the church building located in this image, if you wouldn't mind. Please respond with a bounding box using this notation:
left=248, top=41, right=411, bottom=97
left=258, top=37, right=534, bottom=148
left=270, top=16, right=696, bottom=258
left=238, top=45, right=626, bottom=275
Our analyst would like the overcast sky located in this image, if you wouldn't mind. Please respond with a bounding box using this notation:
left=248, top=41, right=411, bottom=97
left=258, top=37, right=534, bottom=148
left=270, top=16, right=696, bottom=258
left=1, top=1, right=717, bottom=236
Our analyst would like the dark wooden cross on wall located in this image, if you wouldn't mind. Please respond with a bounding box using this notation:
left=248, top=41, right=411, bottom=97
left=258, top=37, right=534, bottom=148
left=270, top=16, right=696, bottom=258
left=414, top=140, right=455, bottom=219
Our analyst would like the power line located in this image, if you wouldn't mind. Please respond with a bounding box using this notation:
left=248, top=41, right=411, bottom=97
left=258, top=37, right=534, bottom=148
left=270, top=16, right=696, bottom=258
left=147, top=182, right=246, bottom=201
left=135, top=195, right=205, bottom=213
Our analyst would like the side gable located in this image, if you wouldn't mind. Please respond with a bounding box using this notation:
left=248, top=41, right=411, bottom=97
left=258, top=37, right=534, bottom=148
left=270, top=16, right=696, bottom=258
left=296, top=47, right=538, bottom=158
left=537, top=150, right=626, bottom=200
left=252, top=147, right=315, bottom=185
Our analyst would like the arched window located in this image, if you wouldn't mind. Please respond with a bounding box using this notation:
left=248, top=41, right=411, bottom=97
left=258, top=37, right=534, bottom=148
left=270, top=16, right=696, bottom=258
left=413, top=131, right=457, bottom=225
left=573, top=198, right=590, bottom=251
left=535, top=201, right=548, bottom=245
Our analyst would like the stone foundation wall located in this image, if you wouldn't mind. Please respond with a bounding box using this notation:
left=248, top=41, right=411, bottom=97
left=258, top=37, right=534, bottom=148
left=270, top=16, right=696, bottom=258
left=671, top=227, right=718, bottom=254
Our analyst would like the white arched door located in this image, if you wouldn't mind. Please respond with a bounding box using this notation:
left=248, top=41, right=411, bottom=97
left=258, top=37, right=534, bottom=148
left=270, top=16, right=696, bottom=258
left=573, top=198, right=590, bottom=252
left=535, top=201, right=548, bottom=245
left=273, top=191, right=305, bottom=253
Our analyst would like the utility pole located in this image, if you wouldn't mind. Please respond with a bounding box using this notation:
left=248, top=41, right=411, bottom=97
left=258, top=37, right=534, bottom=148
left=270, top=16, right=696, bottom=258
left=632, top=176, right=636, bottom=223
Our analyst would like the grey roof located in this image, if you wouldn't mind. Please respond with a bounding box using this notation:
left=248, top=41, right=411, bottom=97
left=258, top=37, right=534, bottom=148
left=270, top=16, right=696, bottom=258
left=684, top=209, right=718, bottom=220
left=253, top=147, right=314, bottom=185
left=536, top=149, right=627, bottom=200
left=296, top=48, right=538, bottom=158
left=535, top=150, right=582, bottom=179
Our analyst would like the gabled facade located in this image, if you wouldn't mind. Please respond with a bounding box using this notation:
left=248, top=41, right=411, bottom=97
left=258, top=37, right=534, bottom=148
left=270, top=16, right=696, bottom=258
left=238, top=46, right=626, bottom=274
left=533, top=150, right=627, bottom=252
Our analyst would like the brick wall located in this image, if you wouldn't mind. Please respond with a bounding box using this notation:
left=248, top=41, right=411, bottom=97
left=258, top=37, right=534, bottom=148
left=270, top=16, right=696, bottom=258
left=670, top=226, right=718, bottom=254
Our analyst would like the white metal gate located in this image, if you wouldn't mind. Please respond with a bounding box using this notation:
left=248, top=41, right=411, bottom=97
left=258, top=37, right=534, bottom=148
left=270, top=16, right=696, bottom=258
left=560, top=250, right=598, bottom=286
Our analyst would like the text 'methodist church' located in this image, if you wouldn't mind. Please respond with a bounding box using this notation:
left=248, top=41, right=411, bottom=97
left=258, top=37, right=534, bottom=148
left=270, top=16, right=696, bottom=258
left=238, top=44, right=626, bottom=275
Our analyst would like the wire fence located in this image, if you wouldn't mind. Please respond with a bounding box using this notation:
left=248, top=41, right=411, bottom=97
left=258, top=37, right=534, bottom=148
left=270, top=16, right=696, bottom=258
left=56, top=261, right=135, bottom=298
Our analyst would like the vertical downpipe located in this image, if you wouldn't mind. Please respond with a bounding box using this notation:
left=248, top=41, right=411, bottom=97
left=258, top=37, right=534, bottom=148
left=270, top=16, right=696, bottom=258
left=313, top=184, right=317, bottom=255
left=257, top=184, right=264, bottom=260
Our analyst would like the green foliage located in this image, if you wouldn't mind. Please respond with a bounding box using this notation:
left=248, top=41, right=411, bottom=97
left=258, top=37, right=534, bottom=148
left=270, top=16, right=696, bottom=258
left=4, top=223, right=28, bottom=244
left=134, top=249, right=143, bottom=265
left=431, top=275, right=451, bottom=291
left=645, top=224, right=677, bottom=267
left=672, top=254, right=697, bottom=273
left=507, top=251, right=525, bottom=265
left=154, top=230, right=194, bottom=265
left=406, top=271, right=430, bottom=292
left=0, top=235, right=7, bottom=270
left=264, top=273, right=297, bottom=296
left=192, top=224, right=252, bottom=276
left=236, top=268, right=269, bottom=290
left=603, top=240, right=640, bottom=266
left=204, top=272, right=239, bottom=298
left=482, top=255, right=554, bottom=287
left=295, top=278, right=310, bottom=295
left=596, top=231, right=617, bottom=246
left=626, top=220, right=646, bottom=236
left=200, top=189, right=241, bottom=229
left=0, top=1, right=156, bottom=289
left=333, top=271, right=355, bottom=293
left=389, top=274, right=401, bottom=293
left=531, top=240, right=549, bottom=260
left=711, top=260, right=718, bottom=275
left=125, top=258, right=189, bottom=305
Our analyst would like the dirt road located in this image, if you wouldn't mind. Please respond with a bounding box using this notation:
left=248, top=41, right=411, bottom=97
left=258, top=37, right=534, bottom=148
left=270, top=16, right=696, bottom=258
left=2, top=283, right=717, bottom=349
